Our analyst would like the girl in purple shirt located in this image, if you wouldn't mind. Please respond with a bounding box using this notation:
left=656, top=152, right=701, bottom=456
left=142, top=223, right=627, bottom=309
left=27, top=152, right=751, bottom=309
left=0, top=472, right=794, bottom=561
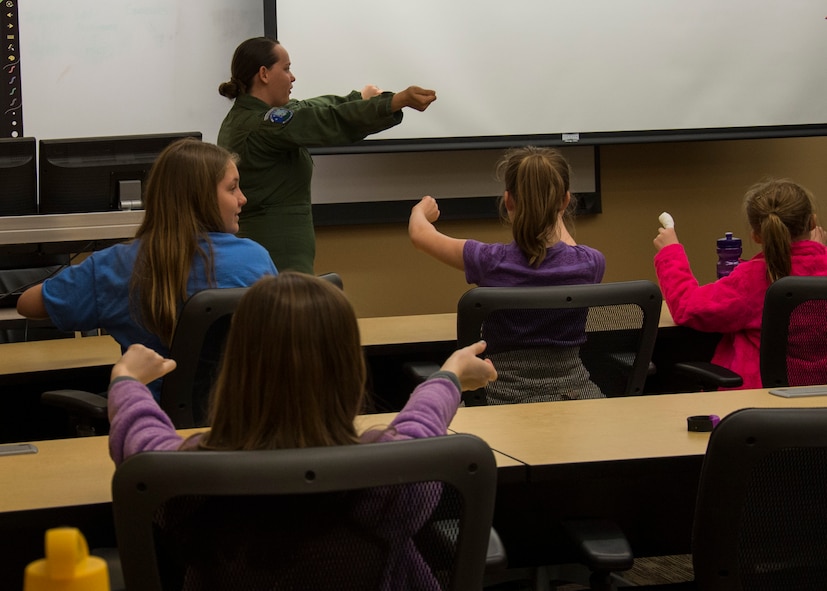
left=408, top=146, right=605, bottom=403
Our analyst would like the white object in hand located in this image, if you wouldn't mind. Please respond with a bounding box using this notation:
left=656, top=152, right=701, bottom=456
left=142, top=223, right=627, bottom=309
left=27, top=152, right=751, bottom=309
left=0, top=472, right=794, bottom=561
left=659, top=212, right=675, bottom=229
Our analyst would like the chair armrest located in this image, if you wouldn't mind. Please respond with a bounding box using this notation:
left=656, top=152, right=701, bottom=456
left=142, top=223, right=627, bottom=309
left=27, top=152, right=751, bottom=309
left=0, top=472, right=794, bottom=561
left=41, top=389, right=108, bottom=420
left=402, top=361, right=443, bottom=384
left=672, top=361, right=744, bottom=390
left=486, top=527, right=508, bottom=573
left=562, top=519, right=634, bottom=573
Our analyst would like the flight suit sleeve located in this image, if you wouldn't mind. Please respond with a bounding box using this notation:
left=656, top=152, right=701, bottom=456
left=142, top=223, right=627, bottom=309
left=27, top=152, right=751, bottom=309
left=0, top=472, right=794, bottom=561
left=255, top=91, right=403, bottom=150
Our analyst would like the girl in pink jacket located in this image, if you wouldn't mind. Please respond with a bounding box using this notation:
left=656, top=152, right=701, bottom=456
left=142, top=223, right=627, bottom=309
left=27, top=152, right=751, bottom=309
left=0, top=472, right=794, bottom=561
left=653, top=179, right=827, bottom=389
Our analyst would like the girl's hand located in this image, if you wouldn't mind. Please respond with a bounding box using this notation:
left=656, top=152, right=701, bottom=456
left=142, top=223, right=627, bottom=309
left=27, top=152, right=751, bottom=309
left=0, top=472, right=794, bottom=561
left=110, top=344, right=177, bottom=385
left=653, top=227, right=680, bottom=252
left=440, top=341, right=497, bottom=392
left=361, top=84, right=382, bottom=99
left=411, top=196, right=441, bottom=224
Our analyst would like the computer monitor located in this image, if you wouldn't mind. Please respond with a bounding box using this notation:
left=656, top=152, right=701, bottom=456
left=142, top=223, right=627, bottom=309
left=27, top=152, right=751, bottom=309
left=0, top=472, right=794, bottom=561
left=0, top=137, right=37, bottom=216
left=38, top=131, right=202, bottom=214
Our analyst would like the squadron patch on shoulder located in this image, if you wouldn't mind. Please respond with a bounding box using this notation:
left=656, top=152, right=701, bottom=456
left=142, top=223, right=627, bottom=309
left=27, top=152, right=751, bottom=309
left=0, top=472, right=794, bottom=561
left=264, top=107, right=294, bottom=125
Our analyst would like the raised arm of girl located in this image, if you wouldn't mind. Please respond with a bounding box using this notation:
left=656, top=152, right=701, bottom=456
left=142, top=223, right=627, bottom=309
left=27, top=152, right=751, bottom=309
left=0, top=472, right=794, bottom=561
left=408, top=195, right=467, bottom=270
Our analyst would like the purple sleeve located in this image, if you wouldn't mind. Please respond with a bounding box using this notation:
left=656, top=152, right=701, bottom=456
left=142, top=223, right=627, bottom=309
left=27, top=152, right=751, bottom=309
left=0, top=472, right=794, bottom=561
left=463, top=239, right=491, bottom=285
left=365, top=376, right=461, bottom=442
left=107, top=378, right=184, bottom=466
left=588, top=246, right=607, bottom=282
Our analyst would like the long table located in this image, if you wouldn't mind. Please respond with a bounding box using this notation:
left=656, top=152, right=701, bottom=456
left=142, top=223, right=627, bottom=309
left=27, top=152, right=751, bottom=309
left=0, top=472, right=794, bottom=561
left=4, top=388, right=825, bottom=563
left=0, top=305, right=676, bottom=378
left=448, top=388, right=827, bottom=566
left=0, top=414, right=522, bottom=586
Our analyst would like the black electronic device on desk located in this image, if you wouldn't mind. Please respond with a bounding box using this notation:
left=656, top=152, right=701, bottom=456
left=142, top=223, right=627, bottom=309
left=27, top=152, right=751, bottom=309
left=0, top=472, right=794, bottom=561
left=38, top=131, right=201, bottom=214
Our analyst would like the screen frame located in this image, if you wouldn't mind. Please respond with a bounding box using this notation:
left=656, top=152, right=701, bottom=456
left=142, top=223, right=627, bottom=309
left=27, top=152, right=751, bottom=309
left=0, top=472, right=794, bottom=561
left=269, top=1, right=827, bottom=152
left=0, top=137, right=37, bottom=216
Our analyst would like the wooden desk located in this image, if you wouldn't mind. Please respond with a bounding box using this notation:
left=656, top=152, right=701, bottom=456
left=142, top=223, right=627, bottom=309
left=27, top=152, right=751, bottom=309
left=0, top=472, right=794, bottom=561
left=0, top=334, right=121, bottom=377
left=448, top=387, right=819, bottom=469
left=0, top=314, right=459, bottom=378
left=0, top=418, right=522, bottom=586
left=0, top=303, right=677, bottom=375
left=448, top=388, right=827, bottom=566
left=0, top=416, right=521, bottom=516
left=4, top=387, right=824, bottom=576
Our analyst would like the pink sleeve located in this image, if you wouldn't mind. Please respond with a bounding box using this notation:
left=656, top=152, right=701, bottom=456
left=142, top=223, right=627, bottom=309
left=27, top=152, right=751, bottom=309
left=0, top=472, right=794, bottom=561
left=107, top=378, right=185, bottom=466
left=654, top=243, right=763, bottom=333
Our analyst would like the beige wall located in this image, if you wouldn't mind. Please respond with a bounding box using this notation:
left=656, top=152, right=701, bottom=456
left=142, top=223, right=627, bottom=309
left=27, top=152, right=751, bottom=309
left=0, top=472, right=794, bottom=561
left=316, top=136, right=827, bottom=318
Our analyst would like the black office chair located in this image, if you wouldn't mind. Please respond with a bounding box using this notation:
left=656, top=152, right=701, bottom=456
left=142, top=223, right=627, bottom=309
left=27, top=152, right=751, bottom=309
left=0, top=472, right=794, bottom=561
left=112, top=434, right=497, bottom=591
left=40, top=287, right=247, bottom=435
left=670, top=275, right=827, bottom=391
left=692, top=407, right=827, bottom=589
left=623, top=406, right=827, bottom=591
left=446, top=282, right=659, bottom=590
left=457, top=280, right=662, bottom=406
left=760, top=275, right=827, bottom=388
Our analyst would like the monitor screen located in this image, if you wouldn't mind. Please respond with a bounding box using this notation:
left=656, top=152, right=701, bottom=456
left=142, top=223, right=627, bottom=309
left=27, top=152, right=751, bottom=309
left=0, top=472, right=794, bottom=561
left=0, top=137, right=37, bottom=216
left=38, top=131, right=202, bottom=214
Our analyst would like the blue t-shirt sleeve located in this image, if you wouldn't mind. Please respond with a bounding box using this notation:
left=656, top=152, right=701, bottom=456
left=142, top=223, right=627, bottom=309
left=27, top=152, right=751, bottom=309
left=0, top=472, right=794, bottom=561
left=207, top=235, right=278, bottom=290
left=41, top=256, right=101, bottom=332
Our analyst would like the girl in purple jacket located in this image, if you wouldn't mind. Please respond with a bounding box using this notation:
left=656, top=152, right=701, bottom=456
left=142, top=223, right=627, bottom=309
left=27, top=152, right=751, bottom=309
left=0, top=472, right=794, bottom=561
left=107, top=273, right=496, bottom=590
left=108, top=272, right=496, bottom=462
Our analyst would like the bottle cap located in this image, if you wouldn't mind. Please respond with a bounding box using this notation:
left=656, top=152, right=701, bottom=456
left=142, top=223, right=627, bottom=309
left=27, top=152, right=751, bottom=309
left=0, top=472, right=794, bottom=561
left=24, top=528, right=110, bottom=591
left=717, top=231, right=742, bottom=249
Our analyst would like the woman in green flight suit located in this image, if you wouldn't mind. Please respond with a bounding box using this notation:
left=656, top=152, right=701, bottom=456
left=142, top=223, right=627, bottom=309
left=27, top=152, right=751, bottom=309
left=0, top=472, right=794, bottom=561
left=217, top=37, right=437, bottom=274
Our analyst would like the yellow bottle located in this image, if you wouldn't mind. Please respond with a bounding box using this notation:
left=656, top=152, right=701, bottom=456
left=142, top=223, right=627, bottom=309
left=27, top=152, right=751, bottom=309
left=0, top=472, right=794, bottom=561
left=24, top=527, right=109, bottom=591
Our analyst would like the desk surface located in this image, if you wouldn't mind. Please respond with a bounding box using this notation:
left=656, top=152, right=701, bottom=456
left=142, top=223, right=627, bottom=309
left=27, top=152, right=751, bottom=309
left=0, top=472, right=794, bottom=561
left=0, top=334, right=121, bottom=376
left=0, top=413, right=521, bottom=514
left=0, top=304, right=676, bottom=377
left=448, top=388, right=827, bottom=469
left=0, top=314, right=459, bottom=377
left=5, top=388, right=825, bottom=514
left=0, top=210, right=143, bottom=245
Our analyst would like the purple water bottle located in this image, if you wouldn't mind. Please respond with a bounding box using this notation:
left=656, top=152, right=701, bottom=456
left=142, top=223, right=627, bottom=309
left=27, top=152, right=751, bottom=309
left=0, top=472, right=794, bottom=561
left=716, top=232, right=742, bottom=279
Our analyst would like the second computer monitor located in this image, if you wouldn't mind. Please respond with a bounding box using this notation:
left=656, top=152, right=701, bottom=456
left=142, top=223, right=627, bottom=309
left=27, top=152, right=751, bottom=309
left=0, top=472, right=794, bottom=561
left=0, top=136, right=37, bottom=216
left=38, top=131, right=202, bottom=214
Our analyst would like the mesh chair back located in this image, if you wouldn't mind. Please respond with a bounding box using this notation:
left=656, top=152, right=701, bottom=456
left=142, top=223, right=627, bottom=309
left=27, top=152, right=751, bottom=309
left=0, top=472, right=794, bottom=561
left=160, top=287, right=248, bottom=428
left=457, top=281, right=661, bottom=405
left=112, top=434, right=497, bottom=591
left=761, top=276, right=827, bottom=388
left=692, top=407, right=827, bottom=590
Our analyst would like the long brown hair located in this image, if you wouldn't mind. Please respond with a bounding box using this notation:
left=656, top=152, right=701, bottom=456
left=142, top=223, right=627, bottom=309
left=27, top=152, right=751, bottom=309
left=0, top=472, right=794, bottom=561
left=744, top=178, right=816, bottom=283
left=496, top=146, right=572, bottom=267
left=130, top=139, right=235, bottom=345
left=200, top=273, right=367, bottom=451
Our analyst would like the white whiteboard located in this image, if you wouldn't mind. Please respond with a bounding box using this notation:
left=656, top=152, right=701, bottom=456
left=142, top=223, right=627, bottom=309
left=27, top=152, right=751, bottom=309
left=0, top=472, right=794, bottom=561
left=19, top=0, right=264, bottom=143
left=275, top=0, right=827, bottom=144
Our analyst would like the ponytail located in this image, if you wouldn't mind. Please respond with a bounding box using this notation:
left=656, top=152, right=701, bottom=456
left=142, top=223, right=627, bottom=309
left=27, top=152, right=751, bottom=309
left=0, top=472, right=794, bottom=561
left=744, top=179, right=815, bottom=284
